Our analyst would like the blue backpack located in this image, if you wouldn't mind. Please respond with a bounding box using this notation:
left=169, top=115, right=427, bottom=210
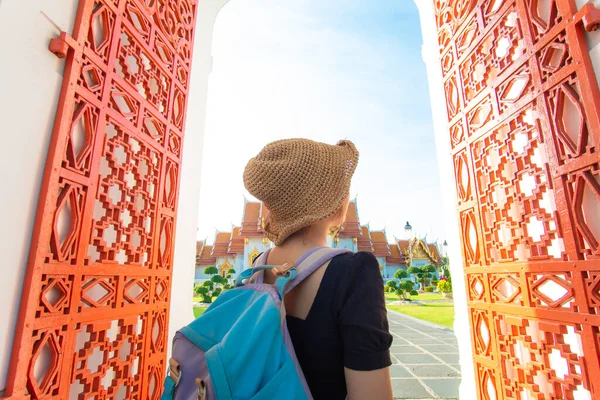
left=161, top=246, right=352, bottom=400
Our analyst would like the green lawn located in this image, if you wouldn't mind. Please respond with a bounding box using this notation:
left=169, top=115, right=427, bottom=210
left=193, top=306, right=208, bottom=318
left=387, top=303, right=455, bottom=329
left=193, top=295, right=218, bottom=303
left=385, top=292, right=444, bottom=301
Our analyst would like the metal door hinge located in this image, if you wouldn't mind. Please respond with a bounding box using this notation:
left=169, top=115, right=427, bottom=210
left=49, top=31, right=76, bottom=58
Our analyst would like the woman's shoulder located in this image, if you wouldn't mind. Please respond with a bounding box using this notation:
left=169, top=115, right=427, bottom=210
left=324, top=251, right=386, bottom=313
left=330, top=250, right=379, bottom=268
left=327, top=251, right=382, bottom=285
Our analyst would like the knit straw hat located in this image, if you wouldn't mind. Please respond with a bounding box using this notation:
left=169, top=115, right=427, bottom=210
left=243, top=138, right=359, bottom=245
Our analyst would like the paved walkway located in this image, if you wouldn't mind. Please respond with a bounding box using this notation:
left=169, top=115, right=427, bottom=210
left=387, top=310, right=461, bottom=399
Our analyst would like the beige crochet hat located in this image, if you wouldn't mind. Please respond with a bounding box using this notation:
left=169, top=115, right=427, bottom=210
left=243, top=138, right=359, bottom=245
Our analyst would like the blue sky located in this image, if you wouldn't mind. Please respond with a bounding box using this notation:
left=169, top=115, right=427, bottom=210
left=196, top=0, right=446, bottom=244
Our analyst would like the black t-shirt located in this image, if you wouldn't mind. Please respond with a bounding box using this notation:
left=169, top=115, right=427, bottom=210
left=287, top=251, right=393, bottom=399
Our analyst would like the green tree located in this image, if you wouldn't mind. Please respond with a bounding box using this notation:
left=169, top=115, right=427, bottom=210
left=211, top=275, right=227, bottom=287
left=408, top=265, right=437, bottom=290
left=195, top=286, right=208, bottom=296
left=392, top=269, right=417, bottom=300
left=396, top=280, right=418, bottom=300
left=202, top=280, right=214, bottom=289
left=227, top=268, right=236, bottom=286
left=198, top=266, right=224, bottom=303
left=195, top=285, right=214, bottom=303
left=394, top=269, right=408, bottom=280
left=386, top=280, right=398, bottom=289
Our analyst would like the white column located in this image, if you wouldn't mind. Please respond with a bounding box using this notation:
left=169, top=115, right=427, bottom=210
left=412, top=1, right=477, bottom=398
left=168, top=0, right=230, bottom=346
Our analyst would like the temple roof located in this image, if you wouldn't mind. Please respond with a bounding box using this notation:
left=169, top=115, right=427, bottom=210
left=243, top=202, right=260, bottom=223
left=195, top=199, right=444, bottom=273
left=389, top=244, right=401, bottom=259
left=397, top=240, right=410, bottom=254
left=396, top=238, right=444, bottom=265
left=339, top=200, right=362, bottom=238
left=214, top=232, right=231, bottom=244
left=196, top=242, right=216, bottom=266
left=387, top=243, right=406, bottom=266
left=357, top=225, right=374, bottom=252
left=371, top=231, right=386, bottom=242
left=428, top=244, right=442, bottom=263
left=371, top=230, right=391, bottom=257
left=212, top=232, right=232, bottom=257
left=344, top=201, right=359, bottom=223
left=360, top=226, right=370, bottom=237
left=228, top=226, right=245, bottom=254
left=240, top=201, right=264, bottom=237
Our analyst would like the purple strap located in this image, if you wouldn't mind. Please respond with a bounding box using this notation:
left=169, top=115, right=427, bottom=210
left=251, top=246, right=352, bottom=291
left=251, top=249, right=272, bottom=284
left=284, top=247, right=352, bottom=294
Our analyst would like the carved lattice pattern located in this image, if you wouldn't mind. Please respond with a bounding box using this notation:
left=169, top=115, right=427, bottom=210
left=436, top=0, right=600, bottom=398
left=3, top=0, right=197, bottom=398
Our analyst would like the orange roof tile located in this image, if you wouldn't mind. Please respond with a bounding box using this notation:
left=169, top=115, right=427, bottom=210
left=200, top=245, right=213, bottom=259
left=212, top=232, right=233, bottom=257
left=371, top=231, right=391, bottom=257
left=371, top=231, right=386, bottom=243
left=357, top=225, right=374, bottom=252
left=214, top=232, right=231, bottom=244
left=228, top=227, right=245, bottom=254
left=345, top=201, right=358, bottom=223
left=386, top=243, right=406, bottom=266
left=243, top=202, right=261, bottom=223
left=389, top=245, right=401, bottom=258
left=361, top=226, right=370, bottom=236
left=397, top=240, right=409, bottom=253
left=197, top=244, right=217, bottom=266
left=338, top=201, right=362, bottom=238
left=241, top=202, right=265, bottom=237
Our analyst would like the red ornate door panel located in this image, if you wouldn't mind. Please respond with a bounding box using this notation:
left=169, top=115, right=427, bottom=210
left=435, top=0, right=600, bottom=399
left=3, top=0, right=197, bottom=398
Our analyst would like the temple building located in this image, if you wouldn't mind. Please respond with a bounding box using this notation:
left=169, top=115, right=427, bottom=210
left=195, top=198, right=445, bottom=284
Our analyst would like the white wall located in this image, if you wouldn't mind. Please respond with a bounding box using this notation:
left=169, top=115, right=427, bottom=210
left=578, top=0, right=600, bottom=84
left=167, top=0, right=229, bottom=355
left=0, top=0, right=79, bottom=390
left=412, top=1, right=476, bottom=398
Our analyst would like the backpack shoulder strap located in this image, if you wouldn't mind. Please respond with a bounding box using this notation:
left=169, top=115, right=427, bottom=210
left=248, top=249, right=272, bottom=284
left=253, top=250, right=269, bottom=267
left=284, top=246, right=352, bottom=294
left=249, top=246, right=352, bottom=289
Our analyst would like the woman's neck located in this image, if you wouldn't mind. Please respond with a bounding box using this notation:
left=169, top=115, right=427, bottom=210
left=267, top=226, right=329, bottom=265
